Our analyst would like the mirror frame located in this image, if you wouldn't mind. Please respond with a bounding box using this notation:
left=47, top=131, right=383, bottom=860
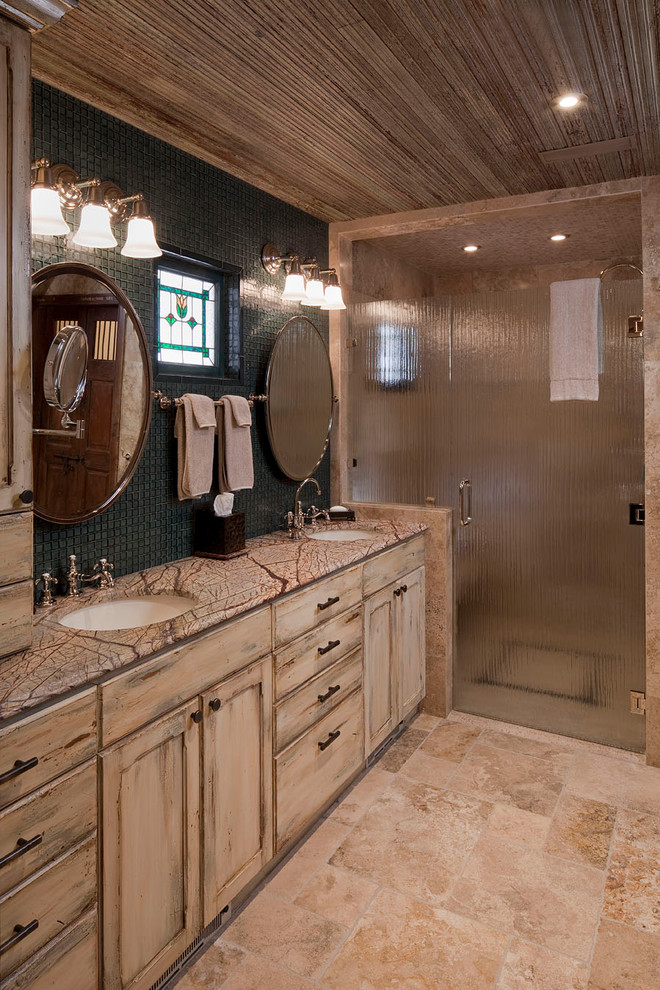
left=265, top=315, right=334, bottom=481
left=32, top=261, right=153, bottom=524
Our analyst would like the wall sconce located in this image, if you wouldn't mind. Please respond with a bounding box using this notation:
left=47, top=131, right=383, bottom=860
left=30, top=159, right=162, bottom=258
left=261, top=243, right=346, bottom=310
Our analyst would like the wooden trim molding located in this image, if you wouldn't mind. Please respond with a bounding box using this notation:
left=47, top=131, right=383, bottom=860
left=0, top=0, right=77, bottom=32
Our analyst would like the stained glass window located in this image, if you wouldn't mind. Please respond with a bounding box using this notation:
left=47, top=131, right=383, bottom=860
left=157, top=266, right=217, bottom=368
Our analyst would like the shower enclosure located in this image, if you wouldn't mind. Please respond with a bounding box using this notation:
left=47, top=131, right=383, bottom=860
left=348, top=281, right=645, bottom=751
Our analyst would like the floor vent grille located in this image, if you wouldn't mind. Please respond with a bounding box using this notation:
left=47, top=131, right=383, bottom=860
left=148, top=906, right=231, bottom=990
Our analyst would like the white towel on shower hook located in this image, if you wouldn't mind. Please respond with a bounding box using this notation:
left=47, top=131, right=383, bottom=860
left=549, top=278, right=603, bottom=401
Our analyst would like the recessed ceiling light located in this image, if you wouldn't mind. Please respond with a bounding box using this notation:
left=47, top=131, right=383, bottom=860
left=556, top=93, right=584, bottom=109
left=550, top=233, right=568, bottom=241
left=463, top=244, right=479, bottom=252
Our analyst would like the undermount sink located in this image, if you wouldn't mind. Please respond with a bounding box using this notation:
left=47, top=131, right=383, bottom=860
left=306, top=528, right=376, bottom=543
left=59, top=594, right=195, bottom=631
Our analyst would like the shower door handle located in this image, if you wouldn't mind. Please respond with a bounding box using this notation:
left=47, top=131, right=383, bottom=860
left=459, top=479, right=472, bottom=526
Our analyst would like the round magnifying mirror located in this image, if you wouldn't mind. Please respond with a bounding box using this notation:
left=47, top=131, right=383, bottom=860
left=265, top=316, right=333, bottom=480
left=32, top=262, right=153, bottom=524
left=43, top=323, right=88, bottom=412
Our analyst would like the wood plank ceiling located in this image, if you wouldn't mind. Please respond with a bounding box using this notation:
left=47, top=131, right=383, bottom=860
left=31, top=0, right=660, bottom=222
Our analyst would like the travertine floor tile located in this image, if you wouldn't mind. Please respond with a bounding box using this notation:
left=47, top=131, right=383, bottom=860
left=327, top=767, right=394, bottom=826
left=545, top=794, right=616, bottom=869
left=588, top=919, right=660, bottom=990
left=420, top=721, right=482, bottom=762
left=377, top=727, right=428, bottom=771
left=223, top=892, right=347, bottom=979
left=330, top=776, right=489, bottom=905
left=322, top=887, right=508, bottom=990
left=176, top=940, right=246, bottom=990
left=265, top=850, right=321, bottom=901
left=398, top=749, right=457, bottom=789
left=566, top=753, right=660, bottom=817
left=486, top=803, right=551, bottom=850
left=296, top=818, right=351, bottom=862
left=497, top=937, right=588, bottom=990
left=449, top=835, right=604, bottom=960
left=410, top=712, right=441, bottom=732
left=603, top=809, right=660, bottom=932
left=481, top=728, right=576, bottom=767
left=450, top=743, right=566, bottom=816
left=219, top=952, right=318, bottom=990
left=294, top=863, right=378, bottom=926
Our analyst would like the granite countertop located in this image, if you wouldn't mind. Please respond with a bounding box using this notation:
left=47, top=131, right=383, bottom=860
left=0, top=518, right=425, bottom=721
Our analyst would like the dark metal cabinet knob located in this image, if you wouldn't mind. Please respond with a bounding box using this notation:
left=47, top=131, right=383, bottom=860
left=19, top=490, right=33, bottom=504
left=208, top=699, right=222, bottom=712
left=401, top=584, right=408, bottom=593
left=190, top=710, right=203, bottom=724
left=393, top=588, right=401, bottom=597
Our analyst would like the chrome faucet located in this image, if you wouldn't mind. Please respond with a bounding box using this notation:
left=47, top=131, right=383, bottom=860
left=287, top=477, right=324, bottom=539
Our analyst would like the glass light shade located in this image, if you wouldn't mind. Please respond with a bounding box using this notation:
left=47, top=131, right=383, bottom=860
left=321, top=283, right=346, bottom=310
left=121, top=216, right=162, bottom=258
left=31, top=187, right=69, bottom=236
left=303, top=277, right=325, bottom=306
left=72, top=203, right=117, bottom=248
left=281, top=271, right=307, bottom=301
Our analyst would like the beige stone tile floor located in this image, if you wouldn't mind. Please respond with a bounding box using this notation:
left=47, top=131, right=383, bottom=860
left=175, top=712, right=660, bottom=990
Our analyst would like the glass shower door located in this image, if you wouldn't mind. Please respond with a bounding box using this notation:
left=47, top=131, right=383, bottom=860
left=451, top=283, right=645, bottom=751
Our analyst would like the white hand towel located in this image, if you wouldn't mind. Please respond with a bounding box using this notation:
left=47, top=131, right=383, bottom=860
left=174, top=394, right=216, bottom=500
left=550, top=278, right=602, bottom=402
left=217, top=396, right=254, bottom=492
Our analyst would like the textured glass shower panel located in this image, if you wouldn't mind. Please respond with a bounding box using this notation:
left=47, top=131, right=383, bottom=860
left=347, top=298, right=452, bottom=505
left=452, top=284, right=645, bottom=751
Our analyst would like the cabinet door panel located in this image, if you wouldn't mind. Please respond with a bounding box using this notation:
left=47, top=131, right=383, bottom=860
left=363, top=586, right=397, bottom=755
left=202, top=658, right=273, bottom=924
left=101, top=702, right=200, bottom=990
left=396, top=566, right=426, bottom=718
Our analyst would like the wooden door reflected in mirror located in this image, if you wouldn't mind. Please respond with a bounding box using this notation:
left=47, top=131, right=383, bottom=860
left=32, top=263, right=153, bottom=523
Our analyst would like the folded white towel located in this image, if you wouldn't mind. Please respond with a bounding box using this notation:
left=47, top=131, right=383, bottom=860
left=174, top=394, right=216, bottom=500
left=217, top=396, right=254, bottom=492
left=549, top=278, right=602, bottom=402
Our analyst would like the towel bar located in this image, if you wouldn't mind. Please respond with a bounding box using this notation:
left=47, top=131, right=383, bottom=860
left=152, top=390, right=266, bottom=410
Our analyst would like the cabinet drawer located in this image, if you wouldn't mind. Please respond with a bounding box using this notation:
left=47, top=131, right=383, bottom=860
left=0, top=689, right=97, bottom=811
left=274, top=566, right=362, bottom=647
left=0, top=580, right=33, bottom=661
left=362, top=535, right=425, bottom=599
left=3, top=910, right=97, bottom=990
left=0, top=835, right=96, bottom=979
left=275, top=689, right=364, bottom=849
left=0, top=760, right=96, bottom=897
left=274, top=607, right=362, bottom=699
left=275, top=649, right=363, bottom=753
left=0, top=512, right=32, bottom=586
left=100, top=605, right=271, bottom=745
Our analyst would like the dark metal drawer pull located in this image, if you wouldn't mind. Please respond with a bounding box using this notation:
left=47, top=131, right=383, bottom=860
left=318, top=596, right=340, bottom=611
left=0, top=834, right=43, bottom=870
left=318, top=729, right=341, bottom=751
left=0, top=919, right=39, bottom=955
left=0, top=758, right=39, bottom=786
left=318, top=684, right=341, bottom=704
left=208, top=699, right=222, bottom=712
left=191, top=710, right=203, bottom=724
left=318, top=640, right=341, bottom=656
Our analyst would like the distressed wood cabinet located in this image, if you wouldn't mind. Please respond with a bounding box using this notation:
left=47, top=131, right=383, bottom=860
left=100, top=702, right=201, bottom=990
left=364, top=563, right=426, bottom=756
left=201, top=657, right=273, bottom=924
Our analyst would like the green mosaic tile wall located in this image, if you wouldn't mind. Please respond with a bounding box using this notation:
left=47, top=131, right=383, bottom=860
left=32, top=81, right=330, bottom=582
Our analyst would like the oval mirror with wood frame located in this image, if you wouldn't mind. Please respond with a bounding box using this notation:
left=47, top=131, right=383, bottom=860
left=265, top=315, right=334, bottom=481
left=32, top=262, right=153, bottom=524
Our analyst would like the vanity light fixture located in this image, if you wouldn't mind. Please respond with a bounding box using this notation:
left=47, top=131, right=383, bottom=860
left=30, top=160, right=69, bottom=236
left=30, top=158, right=162, bottom=258
left=550, top=233, right=568, bottom=241
left=463, top=244, right=479, bottom=252
left=72, top=181, right=117, bottom=248
left=261, top=243, right=347, bottom=310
